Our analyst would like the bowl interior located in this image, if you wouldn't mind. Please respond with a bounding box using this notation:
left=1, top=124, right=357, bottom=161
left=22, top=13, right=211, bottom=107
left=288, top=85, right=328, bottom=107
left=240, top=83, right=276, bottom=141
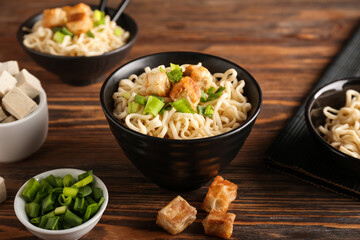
left=101, top=51, right=262, bottom=141
left=306, top=77, right=360, bottom=159
left=14, top=168, right=108, bottom=236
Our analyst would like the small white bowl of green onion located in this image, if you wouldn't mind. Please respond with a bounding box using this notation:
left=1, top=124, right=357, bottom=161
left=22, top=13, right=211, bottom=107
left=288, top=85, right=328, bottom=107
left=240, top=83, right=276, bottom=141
left=14, top=169, right=108, bottom=240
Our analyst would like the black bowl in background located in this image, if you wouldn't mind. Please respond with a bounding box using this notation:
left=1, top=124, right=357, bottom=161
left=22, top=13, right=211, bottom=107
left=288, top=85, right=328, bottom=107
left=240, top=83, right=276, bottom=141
left=305, top=77, right=360, bottom=174
left=100, top=52, right=262, bottom=190
left=17, top=6, right=138, bottom=86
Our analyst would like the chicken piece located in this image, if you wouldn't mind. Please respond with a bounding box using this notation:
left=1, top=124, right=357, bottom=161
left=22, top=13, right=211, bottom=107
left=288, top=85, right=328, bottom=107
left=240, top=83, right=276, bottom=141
left=145, top=72, right=171, bottom=97
left=156, top=196, right=197, bottom=235
left=62, top=3, right=92, bottom=18
left=202, top=175, right=238, bottom=213
left=65, top=13, right=93, bottom=35
left=184, top=65, right=213, bottom=91
left=169, top=77, right=201, bottom=110
left=202, top=210, right=236, bottom=239
left=42, top=8, right=67, bottom=28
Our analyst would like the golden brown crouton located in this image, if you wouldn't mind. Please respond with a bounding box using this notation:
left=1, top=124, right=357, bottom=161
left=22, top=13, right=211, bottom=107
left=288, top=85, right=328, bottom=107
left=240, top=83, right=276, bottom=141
left=202, top=175, right=238, bottom=213
left=42, top=8, right=67, bottom=28
left=62, top=3, right=92, bottom=18
left=156, top=196, right=197, bottom=235
left=202, top=210, right=236, bottom=239
left=65, top=13, right=93, bottom=35
left=169, top=76, right=201, bottom=110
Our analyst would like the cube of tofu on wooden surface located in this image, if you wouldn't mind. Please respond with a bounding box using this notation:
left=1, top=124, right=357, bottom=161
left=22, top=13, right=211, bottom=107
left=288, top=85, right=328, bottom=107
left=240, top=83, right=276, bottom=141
left=2, top=87, right=37, bottom=120
left=0, top=61, right=19, bottom=76
left=202, top=210, right=236, bottom=239
left=0, top=177, right=6, bottom=204
left=202, top=175, right=238, bottom=213
left=169, top=76, right=201, bottom=110
left=1, top=115, right=16, bottom=123
left=145, top=72, right=172, bottom=97
left=184, top=65, right=213, bottom=91
left=0, top=70, right=17, bottom=97
left=66, top=13, right=93, bottom=35
left=42, top=8, right=67, bottom=28
left=16, top=69, right=42, bottom=99
left=62, top=3, right=92, bottom=18
left=0, top=107, right=7, bottom=122
left=156, top=195, right=197, bottom=235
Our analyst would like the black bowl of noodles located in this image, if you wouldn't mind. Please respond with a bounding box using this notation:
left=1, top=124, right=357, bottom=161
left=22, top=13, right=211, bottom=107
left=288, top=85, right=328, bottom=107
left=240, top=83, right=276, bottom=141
left=100, top=51, right=262, bottom=190
left=17, top=5, right=138, bottom=86
left=305, top=77, right=360, bottom=174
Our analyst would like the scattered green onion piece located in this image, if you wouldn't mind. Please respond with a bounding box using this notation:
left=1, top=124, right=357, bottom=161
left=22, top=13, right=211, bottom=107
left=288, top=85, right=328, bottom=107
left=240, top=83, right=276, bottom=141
left=114, top=26, right=123, bottom=36
left=52, top=27, right=62, bottom=33
left=61, top=27, right=73, bottom=37
left=93, top=10, right=102, bottom=22
left=122, top=92, right=131, bottom=100
left=200, top=90, right=207, bottom=102
left=25, top=202, right=40, bottom=218
left=30, top=217, right=41, bottom=225
left=97, top=28, right=105, bottom=32
left=171, top=98, right=195, bottom=113
left=41, top=193, right=55, bottom=215
left=197, top=105, right=214, bottom=117
left=165, top=63, right=183, bottom=83
left=143, top=95, right=165, bottom=116
left=78, top=186, right=92, bottom=198
left=39, top=215, right=48, bottom=228
left=58, top=194, right=72, bottom=206
left=53, top=31, right=65, bottom=43
left=83, top=203, right=98, bottom=222
left=92, top=187, right=103, bottom=201
left=159, top=67, right=166, bottom=73
left=61, top=220, right=72, bottom=229
left=55, top=206, right=67, bottom=215
left=45, top=175, right=57, bottom=188
left=48, top=187, right=63, bottom=194
left=45, top=216, right=60, bottom=230
left=78, top=170, right=93, bottom=181
left=63, top=187, right=79, bottom=198
left=63, top=174, right=76, bottom=187
left=134, top=95, right=147, bottom=106
left=207, top=86, right=216, bottom=95
left=86, top=197, right=96, bottom=205
left=63, top=210, right=83, bottom=227
left=152, top=95, right=164, bottom=102
left=159, top=102, right=172, bottom=115
left=128, top=101, right=139, bottom=114
left=201, top=86, right=226, bottom=102
left=86, top=30, right=95, bottom=38
left=33, top=190, right=48, bottom=204
left=74, top=197, right=85, bottom=212
left=22, top=178, right=41, bottom=202
left=72, top=175, right=93, bottom=188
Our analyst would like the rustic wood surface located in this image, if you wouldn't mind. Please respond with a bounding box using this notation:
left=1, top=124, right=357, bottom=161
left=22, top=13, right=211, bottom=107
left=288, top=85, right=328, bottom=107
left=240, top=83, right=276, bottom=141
left=1, top=0, right=360, bottom=239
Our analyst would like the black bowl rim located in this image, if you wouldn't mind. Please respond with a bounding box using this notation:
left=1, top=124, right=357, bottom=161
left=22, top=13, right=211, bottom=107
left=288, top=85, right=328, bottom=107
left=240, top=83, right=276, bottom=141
left=100, top=51, right=263, bottom=143
left=305, top=77, right=360, bottom=161
left=16, top=5, right=138, bottom=59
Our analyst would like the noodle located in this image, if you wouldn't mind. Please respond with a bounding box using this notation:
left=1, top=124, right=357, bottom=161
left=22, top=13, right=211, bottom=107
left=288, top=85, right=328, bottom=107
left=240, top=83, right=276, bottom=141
left=23, top=15, right=129, bottom=56
left=319, top=89, right=360, bottom=158
left=113, top=63, right=252, bottom=139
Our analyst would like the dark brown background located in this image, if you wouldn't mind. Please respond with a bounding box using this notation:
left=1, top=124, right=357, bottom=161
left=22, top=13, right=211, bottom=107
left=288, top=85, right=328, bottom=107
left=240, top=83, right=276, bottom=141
left=1, top=0, right=360, bottom=239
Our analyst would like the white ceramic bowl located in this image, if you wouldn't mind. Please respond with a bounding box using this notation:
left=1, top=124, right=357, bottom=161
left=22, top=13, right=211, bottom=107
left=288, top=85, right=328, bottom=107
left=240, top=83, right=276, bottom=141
left=14, top=168, right=109, bottom=240
left=0, top=89, right=48, bottom=163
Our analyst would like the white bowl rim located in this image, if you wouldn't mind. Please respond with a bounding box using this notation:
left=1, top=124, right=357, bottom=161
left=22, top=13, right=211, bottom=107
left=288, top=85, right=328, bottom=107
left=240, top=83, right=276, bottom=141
left=0, top=88, right=47, bottom=127
left=14, top=168, right=109, bottom=235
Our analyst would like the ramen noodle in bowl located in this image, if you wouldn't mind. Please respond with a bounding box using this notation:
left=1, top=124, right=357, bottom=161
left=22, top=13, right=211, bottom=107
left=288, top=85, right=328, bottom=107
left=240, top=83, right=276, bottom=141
left=23, top=3, right=129, bottom=56
left=112, top=63, right=252, bottom=139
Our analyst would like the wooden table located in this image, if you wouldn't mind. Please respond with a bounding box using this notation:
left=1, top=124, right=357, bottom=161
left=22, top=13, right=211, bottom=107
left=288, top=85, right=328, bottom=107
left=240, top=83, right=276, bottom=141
left=1, top=0, right=360, bottom=239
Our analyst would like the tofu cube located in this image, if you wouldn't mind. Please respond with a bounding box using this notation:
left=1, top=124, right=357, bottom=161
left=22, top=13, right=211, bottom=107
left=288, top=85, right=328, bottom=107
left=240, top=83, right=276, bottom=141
left=2, top=87, right=37, bottom=119
left=202, top=176, right=238, bottom=213
left=16, top=69, right=42, bottom=99
left=0, top=177, right=6, bottom=203
left=202, top=210, right=236, bottom=239
left=1, top=115, right=16, bottom=123
left=0, top=70, right=17, bottom=97
left=0, top=107, right=7, bottom=121
left=0, top=61, right=20, bottom=76
left=156, top=195, right=197, bottom=235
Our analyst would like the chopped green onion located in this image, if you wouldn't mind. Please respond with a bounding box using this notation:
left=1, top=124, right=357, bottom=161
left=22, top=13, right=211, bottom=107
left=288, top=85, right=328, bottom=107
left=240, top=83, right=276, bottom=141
left=200, top=90, right=207, bottom=102
left=134, top=95, right=147, bottom=105
left=86, top=30, right=95, bottom=38
left=58, top=194, right=72, bottom=206
left=204, top=105, right=214, bottom=117
left=98, top=28, right=105, bottom=32
left=63, top=174, right=76, bottom=187
left=206, top=86, right=216, bottom=95
left=122, top=92, right=131, bottom=100
left=55, top=206, right=67, bottom=215
left=63, top=210, right=83, bottom=227
left=159, top=67, right=166, bottom=73
left=25, top=202, right=40, bottom=218
left=63, top=187, right=79, bottom=198
left=22, top=178, right=41, bottom=202
left=78, top=186, right=92, bottom=198
left=41, top=193, right=55, bottom=215
left=53, top=31, right=65, bottom=43
left=128, top=101, right=139, bottom=114
left=61, top=220, right=72, bottom=229
left=30, top=217, right=41, bottom=225
left=114, top=26, right=123, bottom=36
left=78, top=170, right=93, bottom=182
left=152, top=95, right=164, bottom=102
left=92, top=187, right=103, bottom=201
left=45, top=216, right=60, bottom=230
left=201, top=86, right=225, bottom=102
left=52, top=27, right=62, bottom=33
left=93, top=10, right=102, bottom=21
left=61, top=27, right=73, bottom=37
left=48, top=187, right=63, bottom=194
left=159, top=102, right=172, bottom=115
left=74, top=197, right=85, bottom=212
left=165, top=63, right=183, bottom=83
left=39, top=215, right=48, bottom=228
left=94, top=10, right=105, bottom=26
left=72, top=175, right=93, bottom=188
left=171, top=98, right=195, bottom=113
left=45, top=175, right=57, bottom=188
left=143, top=95, right=165, bottom=116
left=86, top=197, right=96, bottom=205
